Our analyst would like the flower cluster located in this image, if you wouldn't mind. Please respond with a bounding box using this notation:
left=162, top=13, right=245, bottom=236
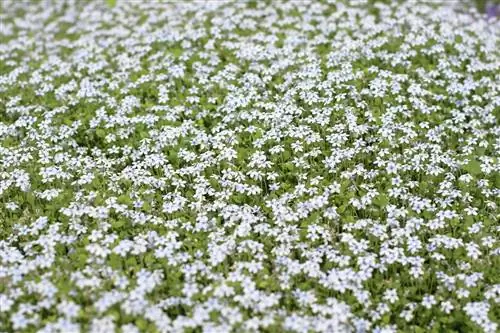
left=0, top=1, right=499, bottom=332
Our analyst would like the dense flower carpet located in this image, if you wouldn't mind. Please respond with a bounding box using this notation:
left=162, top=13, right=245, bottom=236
left=0, top=1, right=499, bottom=332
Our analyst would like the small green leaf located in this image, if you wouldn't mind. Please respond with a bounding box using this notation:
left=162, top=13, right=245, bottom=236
left=144, top=253, right=155, bottom=267
left=374, top=194, right=389, bottom=207
left=77, top=253, right=88, bottom=266
left=109, top=253, right=122, bottom=269
left=126, top=257, right=137, bottom=270
left=106, top=0, right=116, bottom=7
left=337, top=204, right=347, bottom=213
left=112, top=219, right=126, bottom=229
left=464, top=159, right=482, bottom=175
left=118, top=194, right=132, bottom=205
left=96, top=128, right=106, bottom=138
left=136, top=318, right=148, bottom=330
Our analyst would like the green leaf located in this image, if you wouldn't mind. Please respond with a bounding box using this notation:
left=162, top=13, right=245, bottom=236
left=109, top=253, right=122, bottom=269
left=96, top=128, right=106, bottom=138
left=144, top=253, right=155, bottom=267
left=464, top=215, right=474, bottom=224
left=126, top=257, right=137, bottom=271
left=118, top=194, right=132, bottom=205
left=374, top=194, right=389, bottom=207
left=77, top=253, right=88, bottom=266
left=106, top=0, right=117, bottom=7
left=464, top=159, right=482, bottom=175
left=112, top=219, right=126, bottom=229
left=136, top=318, right=148, bottom=330
left=57, top=279, right=73, bottom=295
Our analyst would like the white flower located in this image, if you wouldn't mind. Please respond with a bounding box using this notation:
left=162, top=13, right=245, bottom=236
left=383, top=289, right=399, bottom=304
left=5, top=202, right=19, bottom=211
left=421, top=295, right=437, bottom=309
left=0, top=294, right=14, bottom=312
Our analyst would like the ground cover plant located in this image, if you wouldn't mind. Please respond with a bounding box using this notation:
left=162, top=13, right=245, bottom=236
left=0, top=1, right=499, bottom=332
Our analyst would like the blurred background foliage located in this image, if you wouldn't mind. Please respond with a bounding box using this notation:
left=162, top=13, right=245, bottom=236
left=473, top=0, right=499, bottom=13
left=363, top=0, right=500, bottom=17
left=103, top=0, right=500, bottom=17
